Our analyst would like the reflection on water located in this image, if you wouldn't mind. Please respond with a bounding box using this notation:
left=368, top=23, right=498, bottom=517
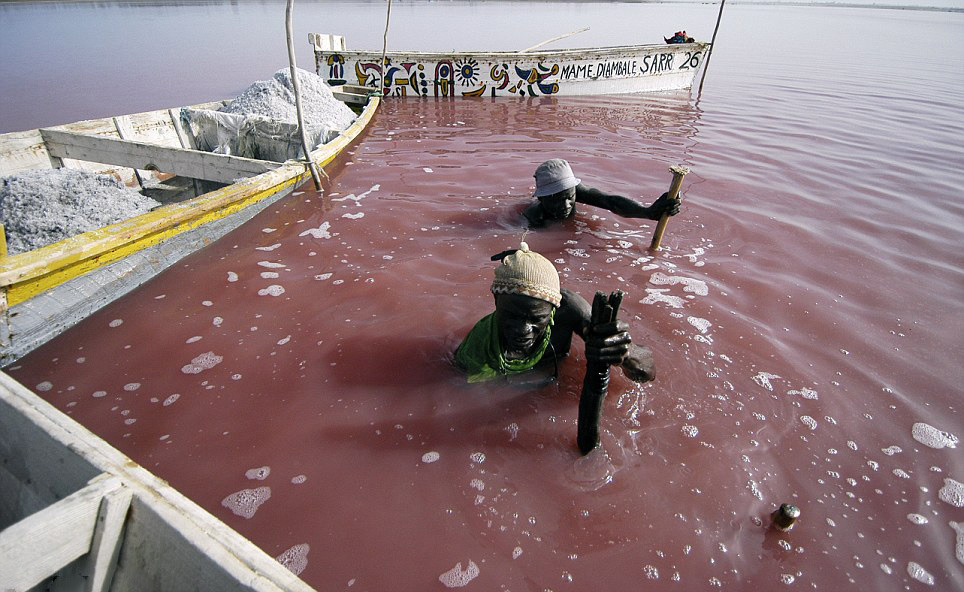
left=4, top=1, right=964, bottom=590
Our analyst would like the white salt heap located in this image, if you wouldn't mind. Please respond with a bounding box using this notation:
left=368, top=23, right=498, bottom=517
left=0, top=168, right=160, bottom=255
left=220, top=67, right=355, bottom=131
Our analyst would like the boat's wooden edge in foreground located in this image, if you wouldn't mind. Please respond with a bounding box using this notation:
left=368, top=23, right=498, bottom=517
left=0, top=370, right=315, bottom=591
left=0, top=96, right=379, bottom=363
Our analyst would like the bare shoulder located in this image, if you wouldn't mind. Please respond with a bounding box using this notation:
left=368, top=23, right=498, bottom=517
left=523, top=202, right=545, bottom=226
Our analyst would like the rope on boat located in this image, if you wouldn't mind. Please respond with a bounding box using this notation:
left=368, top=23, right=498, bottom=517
left=285, top=0, right=323, bottom=190
left=698, top=0, right=727, bottom=94
left=380, top=0, right=393, bottom=97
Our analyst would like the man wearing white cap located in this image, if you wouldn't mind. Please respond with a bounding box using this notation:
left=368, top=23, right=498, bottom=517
left=524, top=158, right=680, bottom=227
left=454, top=242, right=654, bottom=384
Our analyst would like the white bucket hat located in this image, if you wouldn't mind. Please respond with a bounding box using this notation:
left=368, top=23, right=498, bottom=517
left=533, top=159, right=580, bottom=197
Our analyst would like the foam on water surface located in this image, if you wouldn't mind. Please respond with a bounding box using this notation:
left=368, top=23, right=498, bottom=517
left=221, top=486, right=271, bottom=519
left=911, top=423, right=958, bottom=449
left=906, top=561, right=934, bottom=585
left=938, top=478, right=964, bottom=508
left=438, top=560, right=480, bottom=588
left=275, top=543, right=310, bottom=576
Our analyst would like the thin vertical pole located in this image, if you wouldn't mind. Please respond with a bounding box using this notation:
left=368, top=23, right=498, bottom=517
left=285, top=0, right=322, bottom=190
left=380, top=0, right=393, bottom=96
left=698, top=0, right=726, bottom=94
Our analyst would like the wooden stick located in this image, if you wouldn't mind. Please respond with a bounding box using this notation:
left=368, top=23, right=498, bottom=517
left=698, top=0, right=727, bottom=94
left=285, top=0, right=322, bottom=189
left=649, top=165, right=689, bottom=251
left=520, top=27, right=590, bottom=53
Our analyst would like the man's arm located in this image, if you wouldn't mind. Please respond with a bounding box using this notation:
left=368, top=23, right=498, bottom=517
left=575, top=184, right=679, bottom=221
left=556, top=288, right=655, bottom=383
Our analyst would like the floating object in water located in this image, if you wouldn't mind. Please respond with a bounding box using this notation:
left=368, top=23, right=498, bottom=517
left=771, top=503, right=801, bottom=531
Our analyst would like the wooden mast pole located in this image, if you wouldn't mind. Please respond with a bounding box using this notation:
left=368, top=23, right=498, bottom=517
left=285, top=0, right=322, bottom=190
left=698, top=0, right=726, bottom=94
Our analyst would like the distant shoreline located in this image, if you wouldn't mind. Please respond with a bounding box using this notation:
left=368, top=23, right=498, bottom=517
left=0, top=0, right=962, bottom=11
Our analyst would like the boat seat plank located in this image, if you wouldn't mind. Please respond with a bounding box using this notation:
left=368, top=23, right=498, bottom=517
left=0, top=474, right=124, bottom=591
left=0, top=129, right=61, bottom=176
left=40, top=128, right=282, bottom=185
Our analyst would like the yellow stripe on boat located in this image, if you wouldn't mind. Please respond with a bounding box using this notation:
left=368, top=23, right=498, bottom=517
left=0, top=97, right=378, bottom=310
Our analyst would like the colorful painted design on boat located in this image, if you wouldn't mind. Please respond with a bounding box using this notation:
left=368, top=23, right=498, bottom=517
left=311, top=35, right=709, bottom=97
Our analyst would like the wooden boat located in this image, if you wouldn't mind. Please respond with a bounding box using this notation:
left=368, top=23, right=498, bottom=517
left=0, top=87, right=379, bottom=364
left=0, top=369, right=313, bottom=591
left=311, top=33, right=709, bottom=97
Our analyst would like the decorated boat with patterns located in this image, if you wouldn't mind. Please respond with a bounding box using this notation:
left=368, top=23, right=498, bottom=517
left=311, top=33, right=709, bottom=97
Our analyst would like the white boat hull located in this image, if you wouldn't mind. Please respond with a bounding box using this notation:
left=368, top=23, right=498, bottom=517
left=311, top=35, right=709, bottom=97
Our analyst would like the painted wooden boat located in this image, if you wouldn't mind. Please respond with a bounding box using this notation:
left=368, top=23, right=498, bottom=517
left=0, top=88, right=379, bottom=364
left=311, top=33, right=709, bottom=97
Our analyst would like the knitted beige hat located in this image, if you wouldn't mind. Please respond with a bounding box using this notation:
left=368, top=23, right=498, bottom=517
left=491, top=242, right=561, bottom=307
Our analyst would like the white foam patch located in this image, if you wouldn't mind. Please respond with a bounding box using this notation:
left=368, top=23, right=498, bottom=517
left=181, top=351, right=223, bottom=374
left=800, top=416, right=817, bottom=430
left=275, top=543, right=309, bottom=576
left=201, top=300, right=213, bottom=307
left=641, top=288, right=685, bottom=308
left=163, top=393, right=180, bottom=406
left=227, top=271, right=238, bottom=282
left=422, top=451, right=440, bottom=463
left=939, top=478, right=964, bottom=507
left=470, top=452, right=486, bottom=464
left=787, top=387, right=819, bottom=400
left=907, top=514, right=928, bottom=525
left=893, top=468, right=911, bottom=479
left=261, top=272, right=279, bottom=279
left=512, top=546, right=523, bottom=559
left=423, top=167, right=434, bottom=173
left=256, top=243, right=281, bottom=251
left=109, top=319, right=123, bottom=328
left=649, top=272, right=708, bottom=296
left=906, top=561, right=934, bottom=585
left=186, top=336, right=202, bottom=344
left=213, top=317, right=223, bottom=327
left=882, top=446, right=902, bottom=456
left=912, top=423, right=959, bottom=449
left=262, top=228, right=276, bottom=233
left=331, top=184, right=379, bottom=203
left=36, top=381, right=52, bottom=392
left=438, top=560, right=480, bottom=588
left=752, top=372, right=780, bottom=391
left=92, top=391, right=107, bottom=398
left=949, top=521, right=964, bottom=565
left=291, top=474, right=307, bottom=484
left=123, top=383, right=140, bottom=391
left=258, top=285, right=285, bottom=297
left=687, top=317, right=711, bottom=334
left=258, top=261, right=286, bottom=269
left=469, top=479, right=484, bottom=491
left=299, top=221, right=332, bottom=239
left=221, top=486, right=271, bottom=519
left=342, top=212, right=364, bottom=219
left=682, top=425, right=699, bottom=438
left=315, top=273, right=333, bottom=281
left=245, top=466, right=271, bottom=480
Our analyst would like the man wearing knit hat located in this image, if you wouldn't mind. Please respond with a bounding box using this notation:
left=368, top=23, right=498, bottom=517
left=524, top=159, right=680, bottom=227
left=455, top=242, right=654, bottom=384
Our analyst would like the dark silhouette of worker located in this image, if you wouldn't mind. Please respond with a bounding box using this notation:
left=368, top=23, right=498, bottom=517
left=523, top=159, right=680, bottom=227
left=454, top=242, right=654, bottom=384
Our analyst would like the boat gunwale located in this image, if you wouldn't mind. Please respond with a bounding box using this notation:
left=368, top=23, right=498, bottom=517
left=0, top=96, right=380, bottom=292
left=316, top=41, right=709, bottom=60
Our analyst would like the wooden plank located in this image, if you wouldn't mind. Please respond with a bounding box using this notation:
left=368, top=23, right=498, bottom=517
left=84, top=481, right=133, bottom=592
left=0, top=474, right=122, bottom=591
left=0, top=129, right=60, bottom=176
left=113, top=116, right=145, bottom=189
left=40, top=128, right=280, bottom=184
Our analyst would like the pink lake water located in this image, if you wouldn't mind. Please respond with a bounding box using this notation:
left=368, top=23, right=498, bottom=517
left=3, top=1, right=963, bottom=590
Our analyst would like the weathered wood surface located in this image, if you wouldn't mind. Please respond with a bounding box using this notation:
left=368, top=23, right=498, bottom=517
left=41, top=128, right=281, bottom=184
left=0, top=475, right=124, bottom=591
left=0, top=372, right=315, bottom=591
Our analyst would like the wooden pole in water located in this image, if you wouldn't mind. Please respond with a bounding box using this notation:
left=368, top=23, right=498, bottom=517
left=285, top=0, right=322, bottom=190
left=379, top=0, right=393, bottom=97
left=649, top=165, right=689, bottom=251
left=698, top=0, right=726, bottom=94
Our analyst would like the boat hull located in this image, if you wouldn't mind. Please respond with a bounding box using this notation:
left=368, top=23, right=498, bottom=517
left=311, top=38, right=709, bottom=97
